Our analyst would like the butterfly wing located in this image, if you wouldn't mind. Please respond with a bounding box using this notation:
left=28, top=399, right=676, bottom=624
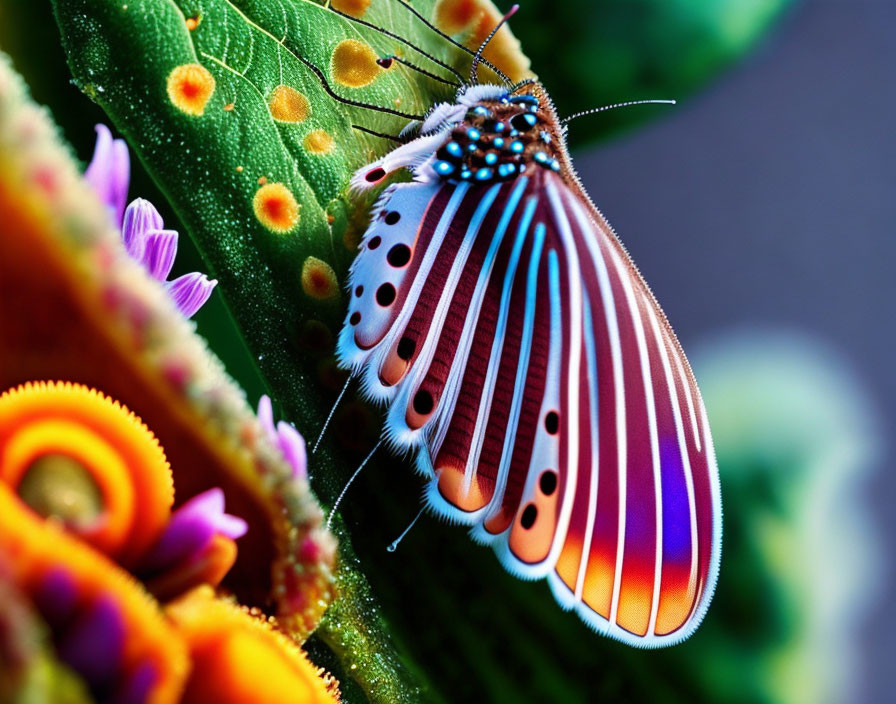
left=338, top=168, right=721, bottom=647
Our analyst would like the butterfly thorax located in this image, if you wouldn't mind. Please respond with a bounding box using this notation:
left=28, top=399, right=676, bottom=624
left=430, top=92, right=566, bottom=184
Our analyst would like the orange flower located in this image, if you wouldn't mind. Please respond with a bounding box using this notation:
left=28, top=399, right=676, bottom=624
left=165, top=586, right=340, bottom=704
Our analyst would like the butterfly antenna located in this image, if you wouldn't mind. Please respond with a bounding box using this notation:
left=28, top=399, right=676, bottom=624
left=352, top=124, right=402, bottom=142
left=296, top=54, right=425, bottom=120
left=470, top=4, right=519, bottom=85
left=312, top=374, right=353, bottom=455
left=561, top=99, right=677, bottom=125
left=377, top=55, right=458, bottom=87
left=386, top=506, right=425, bottom=552
left=325, top=440, right=383, bottom=530
left=329, top=7, right=465, bottom=85
left=390, top=0, right=511, bottom=84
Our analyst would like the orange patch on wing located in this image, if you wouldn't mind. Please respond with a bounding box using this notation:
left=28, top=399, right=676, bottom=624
left=581, top=551, right=615, bottom=619
left=615, top=567, right=654, bottom=636
left=436, top=465, right=488, bottom=513
left=655, top=565, right=696, bottom=636
left=508, top=491, right=558, bottom=565
left=167, top=63, right=215, bottom=116
left=268, top=85, right=310, bottom=123
left=555, top=535, right=584, bottom=593
left=330, top=39, right=381, bottom=88
left=253, top=183, right=300, bottom=234
left=301, top=257, right=338, bottom=300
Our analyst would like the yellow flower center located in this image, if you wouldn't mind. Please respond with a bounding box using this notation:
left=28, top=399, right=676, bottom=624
left=17, top=452, right=103, bottom=527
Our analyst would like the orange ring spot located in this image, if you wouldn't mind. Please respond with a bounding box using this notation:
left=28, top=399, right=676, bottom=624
left=268, top=85, right=310, bottom=123
left=330, top=0, right=371, bottom=18
left=303, top=129, right=334, bottom=155
left=253, top=183, right=300, bottom=234
left=330, top=39, right=381, bottom=88
left=301, top=257, right=339, bottom=300
left=167, top=63, right=216, bottom=116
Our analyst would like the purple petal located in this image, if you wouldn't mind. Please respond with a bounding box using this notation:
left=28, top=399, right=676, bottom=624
left=141, top=511, right=216, bottom=572
left=166, top=272, right=217, bottom=317
left=33, top=568, right=78, bottom=628
left=56, top=595, right=125, bottom=688
left=178, top=488, right=247, bottom=539
left=277, top=421, right=307, bottom=479
left=257, top=395, right=276, bottom=440
left=141, top=229, right=179, bottom=281
left=111, top=662, right=157, bottom=704
left=121, top=198, right=163, bottom=259
left=84, top=124, right=130, bottom=226
left=141, top=488, right=247, bottom=571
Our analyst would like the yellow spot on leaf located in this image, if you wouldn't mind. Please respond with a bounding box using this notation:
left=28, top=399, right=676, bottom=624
left=331, top=39, right=381, bottom=88
left=253, top=183, right=300, bottom=234
left=433, top=0, right=532, bottom=81
left=268, top=85, right=310, bottom=123
left=330, top=0, right=371, bottom=18
left=223, top=102, right=235, bottom=112
left=303, top=130, right=334, bottom=155
left=167, top=63, right=215, bottom=117
left=186, top=16, right=200, bottom=31
left=257, top=176, right=268, bottom=185
left=236, top=165, right=244, bottom=173
left=301, top=257, right=339, bottom=300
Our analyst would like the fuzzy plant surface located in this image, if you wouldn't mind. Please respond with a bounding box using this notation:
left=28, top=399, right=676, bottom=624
left=43, top=2, right=808, bottom=703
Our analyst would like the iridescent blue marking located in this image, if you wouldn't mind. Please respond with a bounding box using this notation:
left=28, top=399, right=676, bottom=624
left=475, top=167, right=494, bottom=181
left=484, top=152, right=498, bottom=165
left=434, top=160, right=455, bottom=176
left=498, top=162, right=516, bottom=178
left=460, top=168, right=472, bottom=180
left=510, top=141, right=524, bottom=154
left=510, top=113, right=538, bottom=131
left=445, top=141, right=463, bottom=159
left=493, top=137, right=506, bottom=148
left=540, top=131, right=552, bottom=144
left=467, top=142, right=479, bottom=153
left=466, top=128, right=481, bottom=141
left=494, top=121, right=506, bottom=133
left=550, top=159, right=561, bottom=171
left=472, top=105, right=491, bottom=117
left=510, top=95, right=539, bottom=107
left=533, top=151, right=549, bottom=165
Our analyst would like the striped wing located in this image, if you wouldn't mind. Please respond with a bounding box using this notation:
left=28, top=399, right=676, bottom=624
left=337, top=170, right=721, bottom=647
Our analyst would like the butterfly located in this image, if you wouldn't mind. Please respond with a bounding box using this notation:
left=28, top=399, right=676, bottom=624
left=334, top=9, right=721, bottom=648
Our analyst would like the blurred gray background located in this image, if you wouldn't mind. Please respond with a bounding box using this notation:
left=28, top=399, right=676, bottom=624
left=576, top=1, right=893, bottom=701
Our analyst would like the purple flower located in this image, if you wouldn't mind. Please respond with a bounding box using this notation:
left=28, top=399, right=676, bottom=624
left=142, top=488, right=248, bottom=573
left=258, top=395, right=308, bottom=480
left=84, top=124, right=129, bottom=226
left=85, top=125, right=217, bottom=317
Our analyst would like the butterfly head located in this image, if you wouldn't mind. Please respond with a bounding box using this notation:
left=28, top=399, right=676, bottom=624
left=353, top=82, right=568, bottom=191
